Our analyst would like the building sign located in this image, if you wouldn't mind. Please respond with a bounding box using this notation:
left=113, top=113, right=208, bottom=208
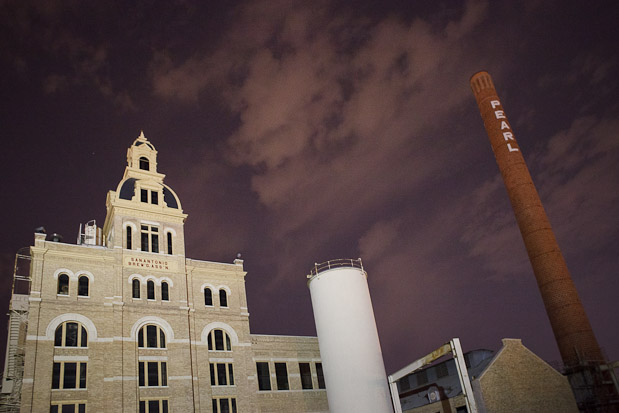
left=490, top=100, right=519, bottom=153
left=124, top=256, right=177, bottom=272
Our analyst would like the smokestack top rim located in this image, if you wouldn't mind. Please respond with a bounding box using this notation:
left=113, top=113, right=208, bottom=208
left=469, top=70, right=491, bottom=83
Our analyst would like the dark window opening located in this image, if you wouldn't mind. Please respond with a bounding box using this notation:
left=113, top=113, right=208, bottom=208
left=217, top=364, right=227, bottom=385
left=151, top=191, right=158, bottom=205
left=316, top=363, right=325, bottom=389
left=133, top=279, right=141, bottom=298
left=139, top=157, right=150, bottom=171
left=139, top=361, right=167, bottom=387
left=78, top=276, right=89, bottom=296
left=151, top=233, right=159, bottom=253
left=300, top=363, right=313, bottom=389
left=219, top=289, right=228, bottom=307
left=57, top=274, right=69, bottom=295
left=147, top=280, right=155, bottom=300
left=54, top=322, right=88, bottom=347
left=141, top=231, right=149, bottom=252
left=275, top=362, right=289, bottom=390
left=126, top=226, right=132, bottom=249
left=214, top=330, right=224, bottom=350
left=204, top=288, right=213, bottom=306
left=256, top=362, right=271, bottom=391
left=141, top=189, right=148, bottom=203
left=207, top=329, right=231, bottom=351
left=138, top=324, right=166, bottom=348
left=51, top=362, right=86, bottom=389
left=167, top=232, right=172, bottom=255
left=161, top=282, right=169, bottom=301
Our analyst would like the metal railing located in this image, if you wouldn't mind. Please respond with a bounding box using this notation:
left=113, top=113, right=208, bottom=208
left=308, top=258, right=364, bottom=278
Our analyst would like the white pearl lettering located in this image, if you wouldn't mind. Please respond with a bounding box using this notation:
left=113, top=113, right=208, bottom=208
left=489, top=99, right=519, bottom=153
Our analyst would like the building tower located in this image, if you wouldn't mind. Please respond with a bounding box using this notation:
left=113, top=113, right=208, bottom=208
left=470, top=71, right=617, bottom=410
left=307, top=259, right=393, bottom=413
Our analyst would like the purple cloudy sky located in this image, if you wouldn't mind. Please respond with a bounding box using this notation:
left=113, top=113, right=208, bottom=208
left=1, top=0, right=618, bottom=372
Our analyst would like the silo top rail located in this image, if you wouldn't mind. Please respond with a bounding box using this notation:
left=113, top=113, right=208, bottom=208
left=309, top=258, right=364, bottom=277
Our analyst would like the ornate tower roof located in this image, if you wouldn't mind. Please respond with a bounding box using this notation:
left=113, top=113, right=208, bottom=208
left=102, top=132, right=187, bottom=251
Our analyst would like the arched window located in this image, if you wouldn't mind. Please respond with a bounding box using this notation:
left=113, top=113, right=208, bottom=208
left=139, top=156, right=150, bottom=171
left=219, top=289, right=228, bottom=308
left=132, top=279, right=141, bottom=299
left=161, top=282, right=169, bottom=301
left=138, top=324, right=166, bottom=348
left=204, top=288, right=213, bottom=306
left=78, top=276, right=89, bottom=297
left=126, top=226, right=132, bottom=250
left=55, top=322, right=88, bottom=347
left=147, top=280, right=155, bottom=300
left=207, top=329, right=231, bottom=351
left=167, top=232, right=173, bottom=255
left=57, top=274, right=69, bottom=295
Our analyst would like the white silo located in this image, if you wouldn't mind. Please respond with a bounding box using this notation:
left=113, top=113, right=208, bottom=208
left=307, top=258, right=393, bottom=413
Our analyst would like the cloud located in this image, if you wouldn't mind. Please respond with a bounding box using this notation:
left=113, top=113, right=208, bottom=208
left=151, top=2, right=491, bottom=285
left=1, top=1, right=135, bottom=110
left=457, top=114, right=619, bottom=279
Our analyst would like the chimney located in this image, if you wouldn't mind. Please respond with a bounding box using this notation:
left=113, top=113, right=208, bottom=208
left=469, top=71, right=604, bottom=368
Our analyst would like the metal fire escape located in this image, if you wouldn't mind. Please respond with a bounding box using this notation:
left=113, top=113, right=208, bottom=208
left=0, top=249, right=32, bottom=413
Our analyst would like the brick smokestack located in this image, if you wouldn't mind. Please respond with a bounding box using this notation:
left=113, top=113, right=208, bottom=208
left=469, top=71, right=604, bottom=368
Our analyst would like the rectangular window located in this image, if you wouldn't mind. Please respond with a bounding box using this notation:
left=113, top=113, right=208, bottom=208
left=275, top=362, right=289, bottom=390
left=256, top=362, right=271, bottom=391
left=141, top=226, right=149, bottom=251
left=139, top=361, right=167, bottom=387
left=140, top=225, right=159, bottom=252
left=210, top=363, right=234, bottom=386
left=217, top=363, right=227, bottom=386
left=52, top=362, right=87, bottom=389
left=299, top=362, right=313, bottom=390
left=139, top=362, right=145, bottom=387
left=141, top=189, right=148, bottom=203
left=139, top=399, right=168, bottom=413
left=151, top=191, right=158, bottom=205
left=212, top=398, right=236, bottom=413
left=50, top=403, right=86, bottom=413
left=228, top=364, right=234, bottom=386
left=151, top=234, right=159, bottom=254
left=316, top=362, right=325, bottom=389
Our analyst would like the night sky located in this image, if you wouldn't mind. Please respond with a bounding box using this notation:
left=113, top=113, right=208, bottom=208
left=1, top=0, right=618, bottom=374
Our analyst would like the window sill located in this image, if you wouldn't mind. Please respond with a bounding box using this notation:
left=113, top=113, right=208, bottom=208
left=51, top=388, right=87, bottom=391
left=54, top=346, right=89, bottom=349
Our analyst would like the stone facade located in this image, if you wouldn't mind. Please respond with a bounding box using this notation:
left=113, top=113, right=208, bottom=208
left=14, top=133, right=327, bottom=412
left=474, top=339, right=578, bottom=413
